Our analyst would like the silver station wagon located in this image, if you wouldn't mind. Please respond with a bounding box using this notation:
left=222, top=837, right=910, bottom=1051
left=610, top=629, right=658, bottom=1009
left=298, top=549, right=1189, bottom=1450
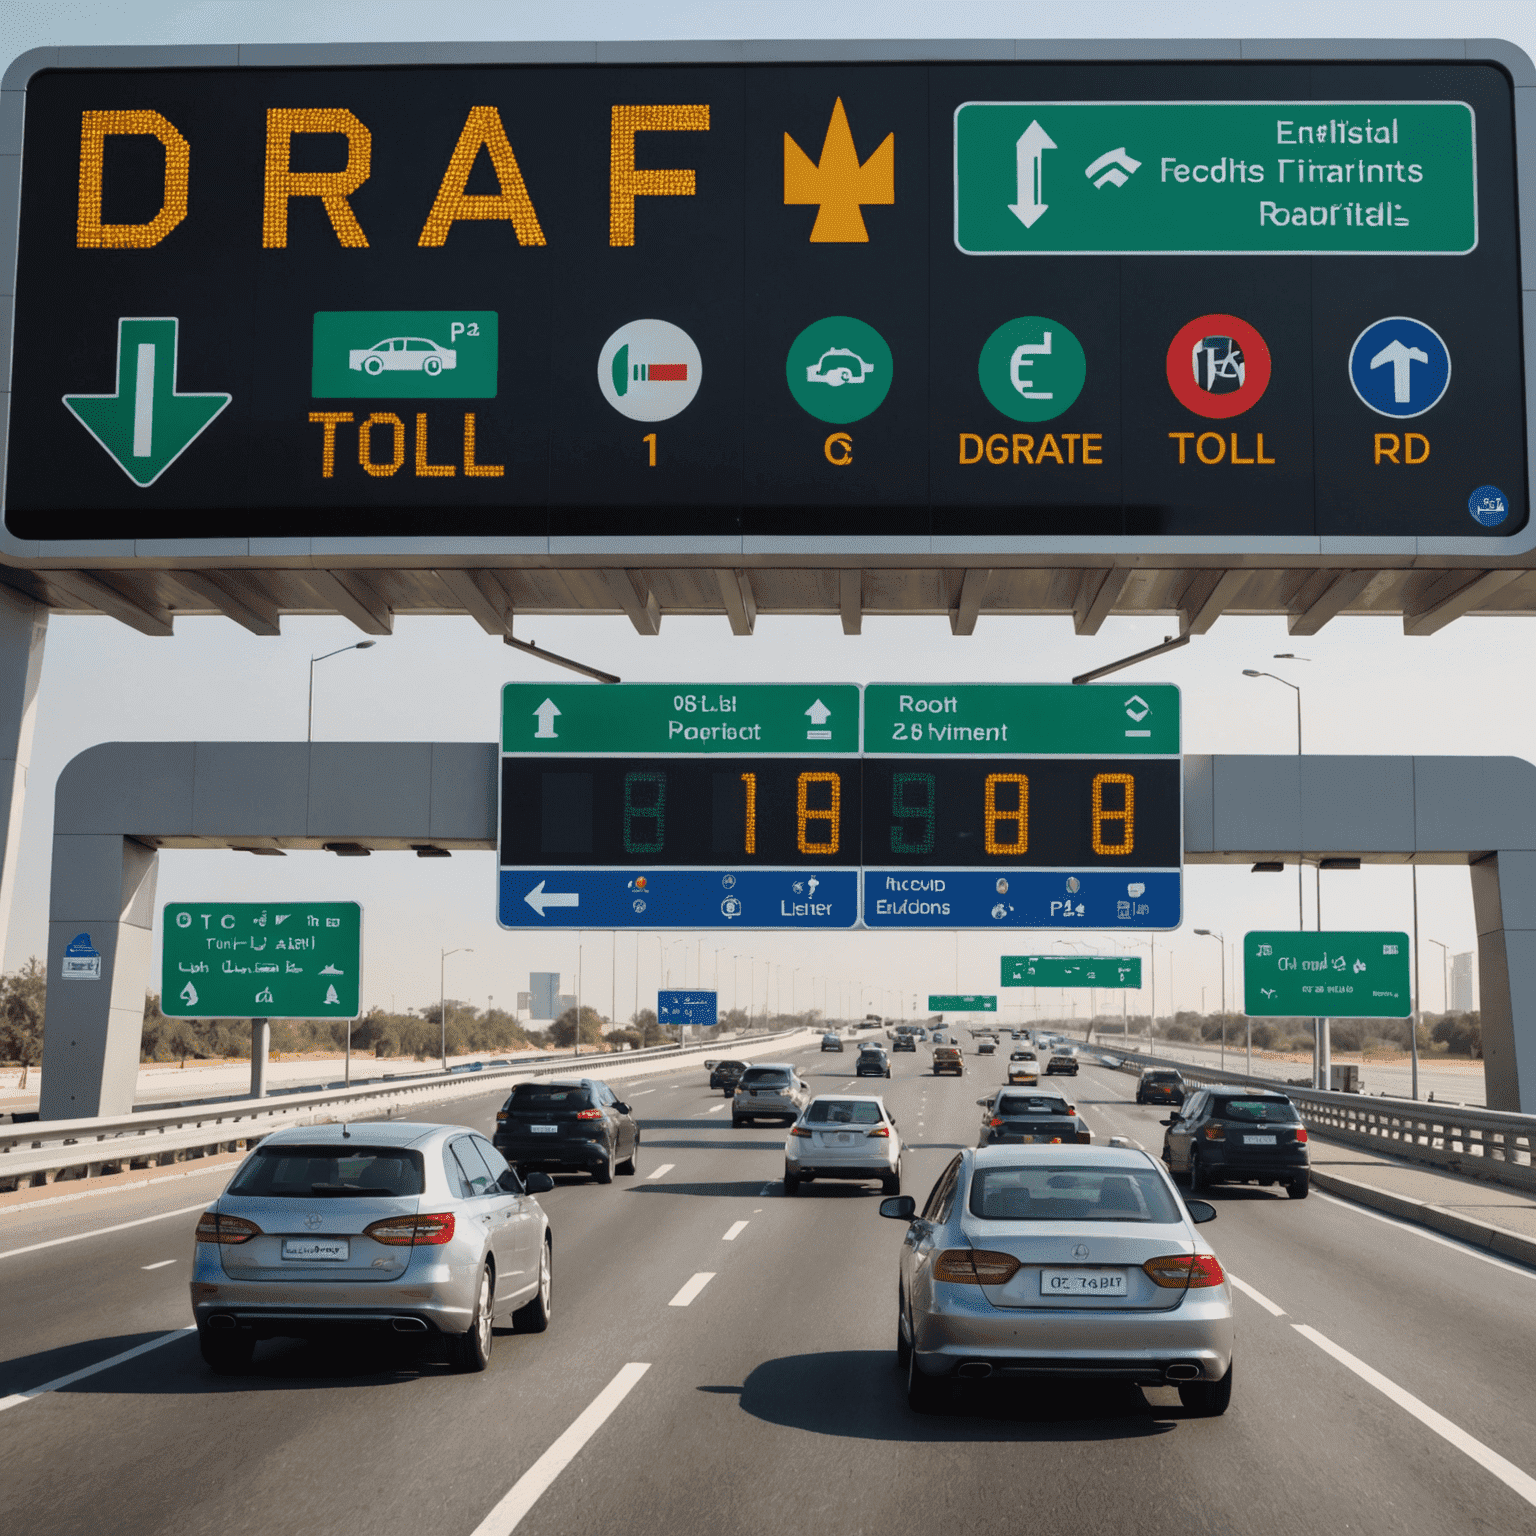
left=190, top=1121, right=554, bottom=1375
left=881, top=1144, right=1232, bottom=1415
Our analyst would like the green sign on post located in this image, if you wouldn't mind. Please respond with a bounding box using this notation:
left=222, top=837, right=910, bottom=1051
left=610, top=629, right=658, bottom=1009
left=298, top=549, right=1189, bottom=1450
left=928, top=994, right=997, bottom=1012
left=1002, top=955, right=1141, bottom=988
left=1244, top=931, right=1411, bottom=1018
left=162, top=902, right=362, bottom=1019
left=955, top=102, right=1476, bottom=255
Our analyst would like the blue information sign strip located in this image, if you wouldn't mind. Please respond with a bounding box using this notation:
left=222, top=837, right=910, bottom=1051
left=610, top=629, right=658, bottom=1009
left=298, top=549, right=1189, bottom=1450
left=659, top=990, right=718, bottom=1027
left=862, top=870, right=1180, bottom=930
left=500, top=869, right=859, bottom=930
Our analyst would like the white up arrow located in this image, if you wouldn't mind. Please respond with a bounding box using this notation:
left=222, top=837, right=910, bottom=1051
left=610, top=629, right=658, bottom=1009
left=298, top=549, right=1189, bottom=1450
left=524, top=880, right=580, bottom=917
left=180, top=981, right=198, bottom=1006
left=1370, top=338, right=1430, bottom=404
left=533, top=698, right=561, bottom=738
left=805, top=698, right=833, bottom=727
left=1008, top=120, right=1057, bottom=229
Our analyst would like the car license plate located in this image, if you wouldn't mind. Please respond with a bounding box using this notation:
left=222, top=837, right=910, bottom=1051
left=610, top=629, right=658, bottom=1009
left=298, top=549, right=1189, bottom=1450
left=530, top=1124, right=558, bottom=1134
left=836, top=1133, right=854, bottom=1144
left=282, top=1237, right=348, bottom=1261
left=1041, top=1269, right=1128, bottom=1296
left=1244, top=1134, right=1277, bottom=1144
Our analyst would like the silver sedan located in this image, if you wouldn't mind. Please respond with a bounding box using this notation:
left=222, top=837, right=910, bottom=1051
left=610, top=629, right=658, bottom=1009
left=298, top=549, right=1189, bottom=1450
left=880, top=1144, right=1232, bottom=1414
left=190, top=1120, right=554, bottom=1375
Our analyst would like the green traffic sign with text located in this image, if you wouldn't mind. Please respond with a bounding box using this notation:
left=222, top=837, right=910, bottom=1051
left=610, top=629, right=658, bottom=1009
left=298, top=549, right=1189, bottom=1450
left=955, top=102, right=1476, bottom=255
left=502, top=682, right=861, bottom=756
left=1243, top=931, right=1411, bottom=1018
left=1002, top=954, right=1142, bottom=988
left=863, top=683, right=1179, bottom=755
left=162, top=902, right=362, bottom=1019
left=311, top=311, right=499, bottom=398
left=928, top=994, right=997, bottom=1012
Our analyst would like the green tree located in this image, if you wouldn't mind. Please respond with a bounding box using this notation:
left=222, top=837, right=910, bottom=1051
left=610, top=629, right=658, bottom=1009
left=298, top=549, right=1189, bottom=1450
left=0, top=956, right=46, bottom=1086
left=551, top=1005, right=607, bottom=1047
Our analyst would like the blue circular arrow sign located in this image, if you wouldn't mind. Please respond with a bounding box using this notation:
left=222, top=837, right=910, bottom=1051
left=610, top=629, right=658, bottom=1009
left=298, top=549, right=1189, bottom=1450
left=1348, top=316, right=1451, bottom=419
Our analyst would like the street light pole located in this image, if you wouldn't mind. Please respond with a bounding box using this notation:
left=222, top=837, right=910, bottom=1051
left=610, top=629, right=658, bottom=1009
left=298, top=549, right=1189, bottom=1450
left=1427, top=936, right=1450, bottom=1016
left=308, top=641, right=377, bottom=741
left=439, top=946, right=472, bottom=1070
left=1193, top=929, right=1226, bottom=1071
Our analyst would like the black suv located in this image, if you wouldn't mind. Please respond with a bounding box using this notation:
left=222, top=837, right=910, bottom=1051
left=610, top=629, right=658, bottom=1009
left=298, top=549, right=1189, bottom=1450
left=709, top=1059, right=748, bottom=1095
left=1135, top=1068, right=1186, bottom=1105
left=891, top=1033, right=916, bottom=1052
left=495, top=1078, right=640, bottom=1183
left=1161, top=1087, right=1310, bottom=1198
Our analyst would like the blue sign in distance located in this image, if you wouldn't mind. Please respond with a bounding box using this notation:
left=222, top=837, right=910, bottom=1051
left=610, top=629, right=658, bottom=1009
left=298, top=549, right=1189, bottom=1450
left=1468, top=485, right=1510, bottom=527
left=864, top=870, right=1181, bottom=930
left=502, top=869, right=857, bottom=930
left=659, top=989, right=718, bottom=1028
left=1347, top=316, right=1451, bottom=419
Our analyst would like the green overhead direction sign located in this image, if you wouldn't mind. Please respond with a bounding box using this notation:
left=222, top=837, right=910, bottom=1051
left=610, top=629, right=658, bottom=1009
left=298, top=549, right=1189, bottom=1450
left=502, top=682, right=861, bottom=755
left=163, top=902, right=362, bottom=1019
left=929, top=994, right=997, bottom=1012
left=1003, top=955, right=1142, bottom=988
left=1244, top=931, right=1411, bottom=1018
left=954, top=101, right=1477, bottom=255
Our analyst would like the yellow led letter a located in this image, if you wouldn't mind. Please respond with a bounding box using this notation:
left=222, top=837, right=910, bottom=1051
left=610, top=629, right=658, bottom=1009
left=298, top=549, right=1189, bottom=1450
left=609, top=104, right=710, bottom=246
left=418, top=106, right=546, bottom=246
left=784, top=97, right=894, bottom=242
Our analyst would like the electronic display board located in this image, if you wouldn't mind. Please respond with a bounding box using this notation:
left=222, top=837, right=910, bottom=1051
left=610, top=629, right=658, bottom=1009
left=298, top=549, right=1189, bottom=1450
left=3, top=57, right=1526, bottom=548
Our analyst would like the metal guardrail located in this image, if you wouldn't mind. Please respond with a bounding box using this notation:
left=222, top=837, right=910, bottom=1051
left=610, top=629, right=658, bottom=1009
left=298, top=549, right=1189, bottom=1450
left=1107, top=1049, right=1536, bottom=1195
left=0, top=1028, right=809, bottom=1192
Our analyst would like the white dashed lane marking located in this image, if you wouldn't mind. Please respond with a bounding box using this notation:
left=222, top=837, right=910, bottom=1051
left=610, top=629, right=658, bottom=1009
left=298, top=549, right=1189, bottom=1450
left=645, top=1163, right=675, bottom=1181
left=1228, top=1274, right=1286, bottom=1316
left=141, top=1259, right=177, bottom=1272
left=723, top=1221, right=749, bottom=1241
left=668, top=1272, right=716, bottom=1307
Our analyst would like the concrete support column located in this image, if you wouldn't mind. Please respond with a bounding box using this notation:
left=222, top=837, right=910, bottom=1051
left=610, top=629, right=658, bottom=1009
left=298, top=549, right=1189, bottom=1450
left=39, top=835, right=158, bottom=1118
left=1469, top=852, right=1536, bottom=1114
left=0, top=586, right=47, bottom=968
left=250, top=1018, right=269, bottom=1098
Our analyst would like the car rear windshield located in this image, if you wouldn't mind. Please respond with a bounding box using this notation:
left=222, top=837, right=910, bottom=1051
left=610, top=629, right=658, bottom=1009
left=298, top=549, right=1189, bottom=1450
left=740, top=1068, right=790, bottom=1086
left=1145, top=1072, right=1182, bottom=1083
left=508, top=1083, right=593, bottom=1107
left=714, top=1060, right=746, bottom=1071
left=228, top=1145, right=425, bottom=1198
left=1214, top=1097, right=1299, bottom=1123
left=996, top=1096, right=1071, bottom=1117
left=805, top=1100, right=884, bottom=1125
left=968, top=1165, right=1181, bottom=1223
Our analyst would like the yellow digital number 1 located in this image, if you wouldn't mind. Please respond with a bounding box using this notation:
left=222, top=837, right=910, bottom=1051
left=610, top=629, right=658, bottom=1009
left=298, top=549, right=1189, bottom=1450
left=643, top=433, right=657, bottom=467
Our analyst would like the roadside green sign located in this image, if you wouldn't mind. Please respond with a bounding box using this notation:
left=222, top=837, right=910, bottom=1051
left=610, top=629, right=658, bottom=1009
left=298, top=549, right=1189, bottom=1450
left=785, top=316, right=893, bottom=424
left=863, top=683, right=1179, bottom=755
left=502, top=682, right=861, bottom=756
left=1003, top=955, right=1141, bottom=988
left=929, top=994, right=997, bottom=1012
left=311, top=311, right=499, bottom=398
left=954, top=102, right=1476, bottom=255
left=1243, top=931, right=1411, bottom=1018
left=162, top=902, right=362, bottom=1019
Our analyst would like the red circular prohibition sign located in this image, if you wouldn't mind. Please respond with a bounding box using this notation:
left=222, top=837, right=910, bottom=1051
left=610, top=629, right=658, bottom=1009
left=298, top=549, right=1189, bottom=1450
left=1165, top=313, right=1272, bottom=419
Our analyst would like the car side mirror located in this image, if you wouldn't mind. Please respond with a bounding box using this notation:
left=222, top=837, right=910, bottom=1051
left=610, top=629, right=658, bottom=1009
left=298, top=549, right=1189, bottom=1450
left=613, top=1102, right=631, bottom=1115
left=1185, top=1199, right=1217, bottom=1225
left=522, top=1170, right=555, bottom=1195
left=498, top=1170, right=524, bottom=1194
left=1161, top=1116, right=1178, bottom=1127
left=879, top=1195, right=917, bottom=1221
left=975, top=1099, right=988, bottom=1107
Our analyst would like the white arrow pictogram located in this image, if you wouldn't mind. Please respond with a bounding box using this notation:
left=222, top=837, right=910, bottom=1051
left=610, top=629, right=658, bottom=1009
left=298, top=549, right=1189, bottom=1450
left=533, top=699, right=561, bottom=739
left=1370, top=338, right=1430, bottom=403
left=805, top=699, right=833, bottom=726
left=180, top=981, right=198, bottom=1006
left=525, top=880, right=580, bottom=917
left=1008, top=120, right=1056, bottom=229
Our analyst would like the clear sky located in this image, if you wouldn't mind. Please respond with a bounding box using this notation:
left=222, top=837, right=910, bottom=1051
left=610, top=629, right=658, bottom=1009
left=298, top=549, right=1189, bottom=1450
left=3, top=0, right=1532, bottom=1025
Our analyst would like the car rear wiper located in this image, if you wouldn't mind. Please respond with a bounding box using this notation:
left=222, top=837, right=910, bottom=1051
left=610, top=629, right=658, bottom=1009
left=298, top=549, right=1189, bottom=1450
left=309, top=1183, right=398, bottom=1197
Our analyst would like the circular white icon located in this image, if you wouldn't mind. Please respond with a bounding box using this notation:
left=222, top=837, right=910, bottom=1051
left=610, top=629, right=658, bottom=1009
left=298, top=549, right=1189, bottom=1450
left=1065, top=876, right=1082, bottom=894
left=632, top=899, right=647, bottom=914
left=721, top=896, right=742, bottom=919
left=598, top=319, right=702, bottom=422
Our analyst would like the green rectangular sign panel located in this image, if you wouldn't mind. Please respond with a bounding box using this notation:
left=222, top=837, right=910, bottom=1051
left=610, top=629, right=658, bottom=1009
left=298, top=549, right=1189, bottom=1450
left=1244, top=931, right=1411, bottom=1018
left=929, top=994, right=997, bottom=1012
left=502, top=682, right=861, bottom=756
left=311, top=311, right=499, bottom=398
left=955, top=101, right=1476, bottom=254
left=162, top=902, right=362, bottom=1019
left=863, top=683, right=1179, bottom=755
left=1002, top=954, right=1142, bottom=988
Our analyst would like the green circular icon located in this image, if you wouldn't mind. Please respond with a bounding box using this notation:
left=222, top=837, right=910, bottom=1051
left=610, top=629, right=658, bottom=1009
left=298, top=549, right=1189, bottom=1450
left=785, top=316, right=893, bottom=423
left=978, top=316, right=1086, bottom=422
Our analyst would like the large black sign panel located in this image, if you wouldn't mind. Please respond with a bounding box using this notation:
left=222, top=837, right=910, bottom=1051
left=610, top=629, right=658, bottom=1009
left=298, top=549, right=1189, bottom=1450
left=5, top=60, right=1526, bottom=542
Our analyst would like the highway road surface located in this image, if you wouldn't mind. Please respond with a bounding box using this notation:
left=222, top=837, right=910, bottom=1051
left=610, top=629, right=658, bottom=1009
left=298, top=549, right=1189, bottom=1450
left=2, top=1046, right=1533, bottom=1535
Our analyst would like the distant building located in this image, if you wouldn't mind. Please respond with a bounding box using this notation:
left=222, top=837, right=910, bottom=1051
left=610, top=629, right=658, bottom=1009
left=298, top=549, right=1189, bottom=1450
left=1450, top=952, right=1475, bottom=1013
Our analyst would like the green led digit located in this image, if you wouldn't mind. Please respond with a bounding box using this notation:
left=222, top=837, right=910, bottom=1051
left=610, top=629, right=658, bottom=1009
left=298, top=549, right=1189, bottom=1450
left=623, top=771, right=666, bottom=854
left=891, top=771, right=936, bottom=855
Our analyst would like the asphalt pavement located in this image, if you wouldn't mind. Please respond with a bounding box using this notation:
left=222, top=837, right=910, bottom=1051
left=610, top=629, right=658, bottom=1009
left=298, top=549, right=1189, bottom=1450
left=2, top=1044, right=1534, bottom=1535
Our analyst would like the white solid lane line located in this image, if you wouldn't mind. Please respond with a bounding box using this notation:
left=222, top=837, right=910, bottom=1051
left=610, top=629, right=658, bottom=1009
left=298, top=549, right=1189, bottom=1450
left=468, top=1362, right=652, bottom=1536
left=141, top=1259, right=177, bottom=1271
left=0, top=1325, right=196, bottom=1413
left=1294, top=1324, right=1536, bottom=1509
left=629, top=1089, right=656, bottom=1097
left=722, top=1221, right=749, bottom=1241
left=1315, top=1192, right=1536, bottom=1280
left=1227, top=1274, right=1286, bottom=1316
left=645, top=1163, right=675, bottom=1181
left=0, top=1201, right=210, bottom=1263
left=668, top=1272, right=716, bottom=1307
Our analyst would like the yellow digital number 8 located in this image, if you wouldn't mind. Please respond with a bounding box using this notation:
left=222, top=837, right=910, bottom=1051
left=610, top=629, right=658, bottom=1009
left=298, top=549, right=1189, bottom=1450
left=797, top=771, right=840, bottom=855
left=1091, top=772, right=1134, bottom=854
left=984, top=773, right=1028, bottom=854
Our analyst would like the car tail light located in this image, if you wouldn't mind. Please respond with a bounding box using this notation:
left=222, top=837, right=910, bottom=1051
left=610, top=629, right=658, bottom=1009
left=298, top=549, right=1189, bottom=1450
left=363, top=1213, right=457, bottom=1247
left=789, top=1126, right=813, bottom=1138
left=865, top=1126, right=890, bottom=1138
left=1202, top=1125, right=1226, bottom=1140
left=496, top=1111, right=508, bottom=1122
left=933, top=1249, right=1022, bottom=1285
left=1066, top=1106, right=1077, bottom=1115
left=574, top=1108, right=604, bottom=1119
left=988, top=1117, right=1005, bottom=1127
left=1295, top=1127, right=1308, bottom=1144
left=1143, top=1253, right=1226, bottom=1289
left=195, top=1212, right=261, bottom=1245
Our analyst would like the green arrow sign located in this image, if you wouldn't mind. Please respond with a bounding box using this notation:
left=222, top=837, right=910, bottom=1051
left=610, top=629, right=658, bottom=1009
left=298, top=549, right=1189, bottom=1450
left=162, top=902, right=361, bottom=1019
left=955, top=102, right=1476, bottom=255
left=1244, top=931, right=1411, bottom=1018
left=1002, top=955, right=1141, bottom=988
left=64, top=318, right=230, bottom=487
left=928, top=994, right=996, bottom=1012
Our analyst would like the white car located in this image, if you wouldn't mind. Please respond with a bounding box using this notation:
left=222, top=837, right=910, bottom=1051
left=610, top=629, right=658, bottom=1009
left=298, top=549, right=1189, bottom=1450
left=349, top=336, right=458, bottom=377
left=785, top=1095, right=902, bottom=1195
left=806, top=346, right=875, bottom=387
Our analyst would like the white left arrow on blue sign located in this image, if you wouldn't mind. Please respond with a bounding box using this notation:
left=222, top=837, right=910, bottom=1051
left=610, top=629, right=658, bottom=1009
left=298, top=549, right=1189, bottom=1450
left=525, top=880, right=580, bottom=917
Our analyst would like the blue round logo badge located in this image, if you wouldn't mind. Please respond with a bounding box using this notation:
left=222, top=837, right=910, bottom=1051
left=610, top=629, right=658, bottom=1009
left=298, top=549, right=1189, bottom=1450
left=1348, top=317, right=1451, bottom=419
left=1468, top=486, right=1510, bottom=528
